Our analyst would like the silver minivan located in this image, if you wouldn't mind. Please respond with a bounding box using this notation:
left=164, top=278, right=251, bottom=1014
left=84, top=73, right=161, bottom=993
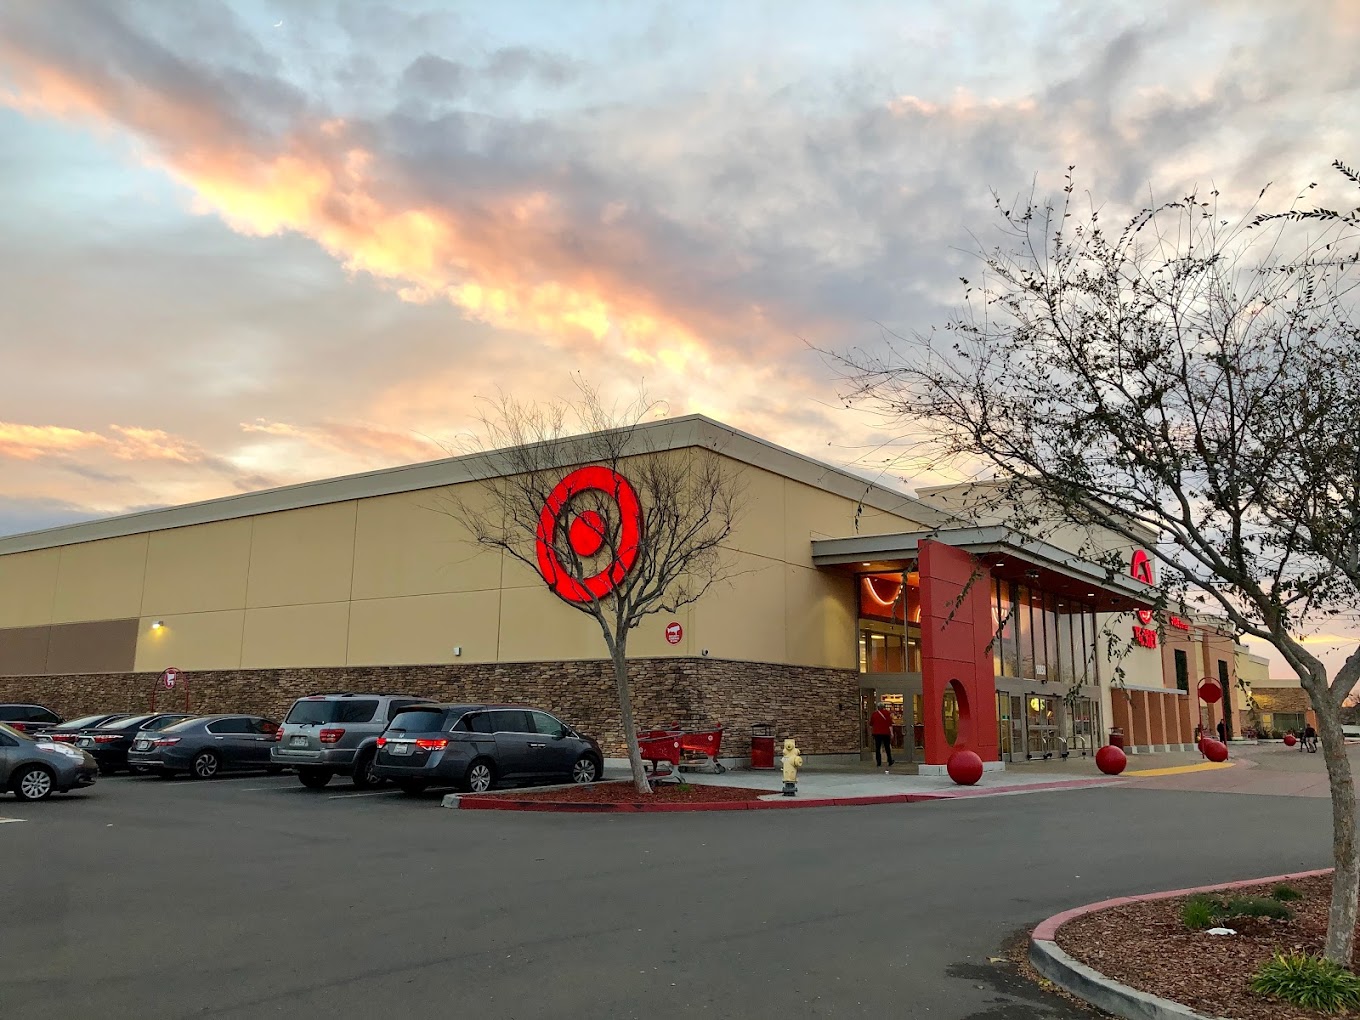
left=272, top=693, right=431, bottom=789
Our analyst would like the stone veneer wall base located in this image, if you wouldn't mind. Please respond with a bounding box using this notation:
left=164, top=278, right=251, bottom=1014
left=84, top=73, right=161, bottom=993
left=0, top=657, right=860, bottom=757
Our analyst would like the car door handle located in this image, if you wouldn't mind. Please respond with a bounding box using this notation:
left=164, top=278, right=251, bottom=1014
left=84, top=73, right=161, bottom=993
left=528, top=742, right=546, bottom=749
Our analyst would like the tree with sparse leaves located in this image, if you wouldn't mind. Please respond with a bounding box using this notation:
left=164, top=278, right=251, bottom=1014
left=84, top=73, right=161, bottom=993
left=839, top=165, right=1360, bottom=963
left=442, top=385, right=743, bottom=794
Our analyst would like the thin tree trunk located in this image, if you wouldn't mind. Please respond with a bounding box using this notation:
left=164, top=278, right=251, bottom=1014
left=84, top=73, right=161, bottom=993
left=612, top=647, right=652, bottom=795
left=1310, top=674, right=1360, bottom=965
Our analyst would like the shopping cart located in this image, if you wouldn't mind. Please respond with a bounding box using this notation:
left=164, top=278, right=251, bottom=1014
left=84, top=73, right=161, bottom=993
left=637, top=728, right=684, bottom=782
left=677, top=725, right=726, bottom=774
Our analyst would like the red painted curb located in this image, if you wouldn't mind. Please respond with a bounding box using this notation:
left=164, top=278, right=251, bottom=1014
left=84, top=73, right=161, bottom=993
left=452, top=775, right=1124, bottom=813
left=455, top=792, right=947, bottom=812
left=1031, top=867, right=1334, bottom=942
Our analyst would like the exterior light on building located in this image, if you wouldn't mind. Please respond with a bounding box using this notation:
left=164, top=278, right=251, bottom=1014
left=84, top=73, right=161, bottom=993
left=861, top=562, right=871, bottom=566
left=150, top=620, right=164, bottom=631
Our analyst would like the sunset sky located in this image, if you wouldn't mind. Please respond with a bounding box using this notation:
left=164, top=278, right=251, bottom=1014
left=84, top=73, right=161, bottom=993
left=1, top=0, right=1357, bottom=677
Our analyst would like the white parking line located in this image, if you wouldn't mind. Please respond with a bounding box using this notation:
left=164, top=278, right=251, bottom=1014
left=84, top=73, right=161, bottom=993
left=0, top=817, right=27, bottom=824
left=326, top=790, right=401, bottom=799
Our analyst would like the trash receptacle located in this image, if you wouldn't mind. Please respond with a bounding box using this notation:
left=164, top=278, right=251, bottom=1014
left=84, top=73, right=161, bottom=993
left=751, top=723, right=776, bottom=769
left=1108, top=726, right=1125, bottom=749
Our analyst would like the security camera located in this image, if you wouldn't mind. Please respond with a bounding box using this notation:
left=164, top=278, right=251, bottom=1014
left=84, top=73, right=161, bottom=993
left=701, top=648, right=710, bottom=657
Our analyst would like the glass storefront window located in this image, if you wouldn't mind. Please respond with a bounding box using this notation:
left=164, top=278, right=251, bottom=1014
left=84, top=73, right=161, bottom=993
left=942, top=689, right=959, bottom=746
left=995, top=579, right=1017, bottom=678
left=1016, top=584, right=1035, bottom=678
left=1043, top=592, right=1060, bottom=684
left=857, top=570, right=921, bottom=674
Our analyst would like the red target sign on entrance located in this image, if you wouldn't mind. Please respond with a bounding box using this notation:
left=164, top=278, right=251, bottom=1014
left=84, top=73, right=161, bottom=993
left=161, top=667, right=181, bottom=690
left=535, top=466, right=642, bottom=603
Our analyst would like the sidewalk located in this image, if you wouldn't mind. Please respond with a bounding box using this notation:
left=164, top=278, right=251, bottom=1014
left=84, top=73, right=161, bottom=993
left=601, top=745, right=1218, bottom=805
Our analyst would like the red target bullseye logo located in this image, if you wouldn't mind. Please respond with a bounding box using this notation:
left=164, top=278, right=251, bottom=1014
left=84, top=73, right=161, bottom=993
left=536, top=466, right=642, bottom=603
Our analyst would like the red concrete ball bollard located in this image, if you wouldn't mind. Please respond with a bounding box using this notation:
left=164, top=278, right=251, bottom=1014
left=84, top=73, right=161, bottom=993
left=1095, top=744, right=1127, bottom=776
left=946, top=749, right=984, bottom=786
left=1284, top=733, right=1297, bottom=747
left=1203, top=739, right=1229, bottom=762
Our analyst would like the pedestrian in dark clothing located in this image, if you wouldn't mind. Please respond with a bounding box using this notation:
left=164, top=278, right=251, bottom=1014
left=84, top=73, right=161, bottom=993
left=1217, top=719, right=1227, bottom=744
left=1305, top=723, right=1318, bottom=753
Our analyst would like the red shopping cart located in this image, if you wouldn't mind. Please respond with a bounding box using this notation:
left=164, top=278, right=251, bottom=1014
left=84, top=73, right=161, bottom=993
left=637, top=728, right=684, bottom=782
left=678, top=725, right=726, bottom=774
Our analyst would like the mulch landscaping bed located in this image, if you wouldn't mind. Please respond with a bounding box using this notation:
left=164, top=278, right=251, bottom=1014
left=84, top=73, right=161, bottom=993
left=471, top=781, right=768, bottom=805
left=1055, top=873, right=1354, bottom=1019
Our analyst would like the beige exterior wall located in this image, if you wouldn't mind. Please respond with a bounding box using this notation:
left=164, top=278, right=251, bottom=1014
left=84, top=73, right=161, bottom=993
left=0, top=444, right=932, bottom=675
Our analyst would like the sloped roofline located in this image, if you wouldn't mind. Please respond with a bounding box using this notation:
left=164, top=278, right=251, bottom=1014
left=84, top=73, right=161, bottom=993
left=0, top=415, right=959, bottom=555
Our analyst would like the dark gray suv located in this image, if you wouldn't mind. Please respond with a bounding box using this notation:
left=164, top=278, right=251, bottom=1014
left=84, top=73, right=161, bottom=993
left=272, top=693, right=431, bottom=789
left=373, top=704, right=604, bottom=794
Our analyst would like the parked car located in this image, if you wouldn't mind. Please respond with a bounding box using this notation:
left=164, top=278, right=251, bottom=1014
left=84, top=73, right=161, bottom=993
left=45, top=714, right=131, bottom=743
left=272, top=692, right=432, bottom=790
left=0, top=723, right=98, bottom=800
left=127, top=715, right=281, bottom=779
left=72, top=714, right=195, bottom=773
left=0, top=704, right=63, bottom=736
left=372, top=704, right=604, bottom=795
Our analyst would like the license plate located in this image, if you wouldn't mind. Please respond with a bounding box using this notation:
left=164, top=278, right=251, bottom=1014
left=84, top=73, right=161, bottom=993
left=78, top=737, right=93, bottom=747
left=134, top=739, right=151, bottom=750
left=289, top=735, right=308, bottom=747
left=390, top=742, right=411, bottom=756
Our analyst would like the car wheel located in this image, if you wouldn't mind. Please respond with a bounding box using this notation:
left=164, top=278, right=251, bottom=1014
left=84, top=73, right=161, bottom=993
left=190, top=751, right=220, bottom=780
left=464, top=759, right=496, bottom=794
left=350, top=752, right=380, bottom=790
left=13, top=765, right=54, bottom=801
left=397, top=780, right=428, bottom=796
left=571, top=755, right=600, bottom=784
left=298, top=768, right=333, bottom=790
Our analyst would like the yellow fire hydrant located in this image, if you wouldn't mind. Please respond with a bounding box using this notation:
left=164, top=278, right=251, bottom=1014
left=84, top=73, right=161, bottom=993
left=781, top=737, right=803, bottom=797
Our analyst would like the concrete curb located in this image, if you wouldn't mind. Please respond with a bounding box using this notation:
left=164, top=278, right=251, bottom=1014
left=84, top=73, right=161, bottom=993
left=1029, top=868, right=1333, bottom=1020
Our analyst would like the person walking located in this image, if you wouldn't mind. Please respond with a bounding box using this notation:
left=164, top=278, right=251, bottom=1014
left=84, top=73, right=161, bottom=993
left=1305, top=722, right=1318, bottom=753
left=1217, top=718, right=1227, bottom=744
left=870, top=701, right=895, bottom=768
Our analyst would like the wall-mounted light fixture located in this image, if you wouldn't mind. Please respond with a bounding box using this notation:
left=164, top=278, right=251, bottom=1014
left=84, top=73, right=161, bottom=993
left=150, top=620, right=164, bottom=631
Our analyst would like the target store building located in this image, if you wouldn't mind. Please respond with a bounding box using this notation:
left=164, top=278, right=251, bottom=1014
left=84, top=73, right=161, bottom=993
left=0, top=416, right=1184, bottom=767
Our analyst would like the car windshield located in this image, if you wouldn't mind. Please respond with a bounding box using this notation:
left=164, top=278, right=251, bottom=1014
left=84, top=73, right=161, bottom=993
left=99, top=715, right=154, bottom=730
left=55, top=715, right=110, bottom=730
left=387, top=708, right=448, bottom=732
left=285, top=699, right=378, bottom=724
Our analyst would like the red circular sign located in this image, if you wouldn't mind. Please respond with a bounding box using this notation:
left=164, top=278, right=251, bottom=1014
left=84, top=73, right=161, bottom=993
left=665, top=621, right=683, bottom=645
left=1198, top=679, right=1222, bottom=704
left=536, top=466, right=642, bottom=603
left=1136, top=609, right=1154, bottom=626
left=161, top=667, right=181, bottom=690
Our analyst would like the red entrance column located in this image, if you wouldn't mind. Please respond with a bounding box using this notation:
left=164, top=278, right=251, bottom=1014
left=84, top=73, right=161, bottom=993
left=918, top=539, right=999, bottom=765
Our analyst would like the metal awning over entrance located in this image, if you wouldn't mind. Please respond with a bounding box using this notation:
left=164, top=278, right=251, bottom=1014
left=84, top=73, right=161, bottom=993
left=811, top=525, right=1154, bottom=612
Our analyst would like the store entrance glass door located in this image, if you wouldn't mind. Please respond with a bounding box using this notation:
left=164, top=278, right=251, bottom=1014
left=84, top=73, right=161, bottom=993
left=859, top=683, right=923, bottom=763
left=1026, top=695, right=1058, bottom=759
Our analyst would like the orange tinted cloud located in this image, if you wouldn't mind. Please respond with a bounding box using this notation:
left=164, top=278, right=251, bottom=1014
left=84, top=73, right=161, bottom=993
left=0, top=46, right=724, bottom=373
left=0, top=421, right=214, bottom=464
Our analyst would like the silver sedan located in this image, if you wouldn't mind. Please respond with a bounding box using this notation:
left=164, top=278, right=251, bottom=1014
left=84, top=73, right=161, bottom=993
left=0, top=723, right=99, bottom=800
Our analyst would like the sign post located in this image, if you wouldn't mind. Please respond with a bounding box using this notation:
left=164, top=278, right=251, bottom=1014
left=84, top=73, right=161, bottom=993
left=151, top=667, right=189, bottom=713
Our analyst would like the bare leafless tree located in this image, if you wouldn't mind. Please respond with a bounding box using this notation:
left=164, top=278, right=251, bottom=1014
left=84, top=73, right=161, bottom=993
left=838, top=166, right=1360, bottom=963
left=441, top=383, right=744, bottom=794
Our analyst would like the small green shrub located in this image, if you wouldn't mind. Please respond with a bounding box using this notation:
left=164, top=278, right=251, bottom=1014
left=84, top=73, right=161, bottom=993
left=1271, top=883, right=1304, bottom=902
left=1181, top=895, right=1221, bottom=930
left=1252, top=952, right=1360, bottom=1013
left=1223, top=895, right=1293, bottom=920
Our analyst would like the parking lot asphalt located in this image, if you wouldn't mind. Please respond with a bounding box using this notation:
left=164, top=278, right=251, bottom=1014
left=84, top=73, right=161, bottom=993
left=0, top=772, right=1336, bottom=1019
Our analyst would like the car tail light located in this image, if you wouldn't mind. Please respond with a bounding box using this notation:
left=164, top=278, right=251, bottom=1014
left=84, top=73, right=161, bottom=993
left=93, top=734, right=120, bottom=744
left=318, top=728, right=345, bottom=744
left=415, top=738, right=448, bottom=751
left=376, top=737, right=387, bottom=748
left=271, top=727, right=283, bottom=741
left=152, top=737, right=181, bottom=747
left=51, top=733, right=75, bottom=742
